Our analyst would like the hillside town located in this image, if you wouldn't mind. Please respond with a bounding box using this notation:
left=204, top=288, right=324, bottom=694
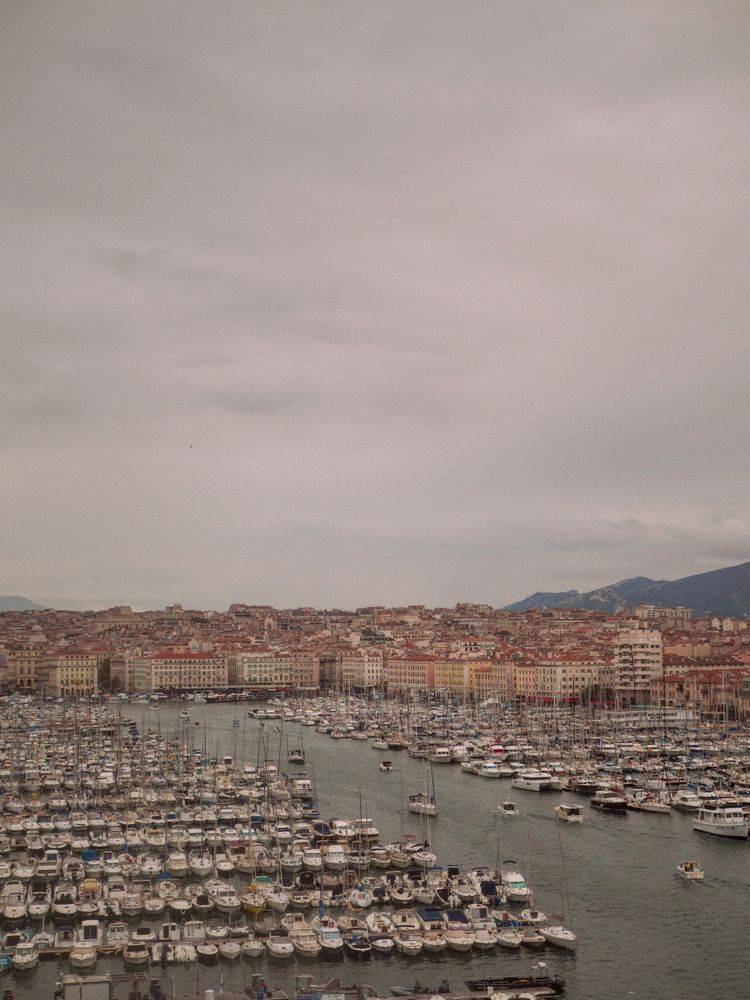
left=1, top=602, right=748, bottom=720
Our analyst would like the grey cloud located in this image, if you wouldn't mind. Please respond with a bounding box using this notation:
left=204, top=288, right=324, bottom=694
left=0, top=1, right=746, bottom=608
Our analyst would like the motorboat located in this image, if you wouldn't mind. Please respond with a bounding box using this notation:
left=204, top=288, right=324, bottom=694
left=692, top=801, right=749, bottom=838
left=11, top=941, right=38, bottom=970
left=289, top=921, right=322, bottom=958
left=444, top=910, right=474, bottom=951
left=511, top=769, right=553, bottom=792
left=495, top=927, right=523, bottom=948
left=196, top=942, right=219, bottom=963
left=69, top=942, right=97, bottom=969
left=500, top=863, right=531, bottom=903
left=672, top=789, right=702, bottom=812
left=677, top=861, right=704, bottom=880
left=520, top=925, right=546, bottom=947
left=554, top=803, right=584, bottom=823
left=266, top=934, right=295, bottom=959
left=478, top=760, right=503, bottom=778
left=498, top=800, right=518, bottom=817
left=394, top=929, right=423, bottom=956
left=312, top=915, right=344, bottom=955
left=379, top=760, right=393, bottom=772
left=122, top=942, right=149, bottom=965
left=590, top=789, right=628, bottom=812
left=343, top=928, right=372, bottom=959
left=241, top=935, right=266, bottom=958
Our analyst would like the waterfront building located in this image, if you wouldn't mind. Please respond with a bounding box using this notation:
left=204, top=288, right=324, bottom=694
left=473, top=660, right=514, bottom=701
left=651, top=666, right=750, bottom=721
left=289, top=649, right=321, bottom=690
left=236, top=648, right=292, bottom=687
left=385, top=652, right=436, bottom=693
left=339, top=650, right=384, bottom=690
left=128, top=651, right=228, bottom=692
left=4, top=647, right=43, bottom=690
left=39, top=652, right=99, bottom=697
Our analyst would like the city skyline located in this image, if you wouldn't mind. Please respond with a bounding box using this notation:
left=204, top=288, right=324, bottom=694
left=2, top=2, right=747, bottom=610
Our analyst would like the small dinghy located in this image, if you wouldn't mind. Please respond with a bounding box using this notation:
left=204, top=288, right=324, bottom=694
left=498, top=801, right=518, bottom=817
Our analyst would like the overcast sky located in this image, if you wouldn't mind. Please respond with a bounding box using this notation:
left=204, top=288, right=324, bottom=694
left=1, top=1, right=747, bottom=611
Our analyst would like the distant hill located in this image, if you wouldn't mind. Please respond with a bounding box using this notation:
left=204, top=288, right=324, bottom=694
left=503, top=562, right=750, bottom=617
left=0, top=595, right=48, bottom=612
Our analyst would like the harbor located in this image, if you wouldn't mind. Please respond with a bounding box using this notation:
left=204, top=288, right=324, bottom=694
left=0, top=696, right=747, bottom=999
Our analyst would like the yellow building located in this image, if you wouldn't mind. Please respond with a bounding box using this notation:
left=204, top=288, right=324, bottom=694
left=40, top=653, right=99, bottom=697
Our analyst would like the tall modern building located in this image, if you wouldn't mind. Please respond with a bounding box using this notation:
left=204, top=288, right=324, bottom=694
left=615, top=628, right=663, bottom=704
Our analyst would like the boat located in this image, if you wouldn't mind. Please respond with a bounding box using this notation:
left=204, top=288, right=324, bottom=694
left=511, top=769, right=553, bottom=792
left=11, top=941, right=38, bottom=971
left=312, top=915, right=344, bottom=956
left=342, top=929, right=372, bottom=959
left=196, top=942, right=218, bottom=963
left=672, top=789, right=702, bottom=812
left=495, top=927, right=523, bottom=948
left=267, top=934, right=295, bottom=959
left=590, top=789, right=628, bottom=812
left=391, top=980, right=450, bottom=997
left=539, top=924, right=577, bottom=950
left=554, top=803, right=584, bottom=823
left=408, top=792, right=438, bottom=817
left=122, top=942, right=149, bottom=965
left=464, top=967, right=565, bottom=995
left=69, top=942, right=97, bottom=969
left=677, top=861, right=704, bottom=881
left=379, top=761, right=393, bottom=772
left=692, top=800, right=749, bottom=838
left=241, top=936, right=266, bottom=958
left=218, top=939, right=241, bottom=960
left=500, top=862, right=531, bottom=903
left=498, top=800, right=518, bottom=817
left=478, top=760, right=503, bottom=778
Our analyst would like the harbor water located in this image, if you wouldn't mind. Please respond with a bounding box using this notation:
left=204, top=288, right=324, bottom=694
left=11, top=701, right=749, bottom=1000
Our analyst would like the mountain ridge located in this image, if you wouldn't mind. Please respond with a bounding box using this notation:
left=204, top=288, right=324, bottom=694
left=0, top=596, right=49, bottom=612
left=503, top=562, right=750, bottom=617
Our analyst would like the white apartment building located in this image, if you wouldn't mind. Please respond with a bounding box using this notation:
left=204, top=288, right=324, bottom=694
left=615, top=628, right=663, bottom=704
left=634, top=605, right=692, bottom=622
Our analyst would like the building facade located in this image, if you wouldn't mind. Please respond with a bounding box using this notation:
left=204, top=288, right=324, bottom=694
left=615, top=629, right=663, bottom=704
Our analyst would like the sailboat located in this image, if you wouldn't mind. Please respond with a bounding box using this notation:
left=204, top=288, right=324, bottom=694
left=539, top=830, right=577, bottom=951
left=408, top=755, right=438, bottom=816
left=288, top=725, right=306, bottom=765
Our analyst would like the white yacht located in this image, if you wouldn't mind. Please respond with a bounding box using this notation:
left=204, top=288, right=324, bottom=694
left=672, top=789, right=702, bottom=812
left=511, top=769, right=553, bottom=792
left=429, top=747, right=452, bottom=764
left=478, top=760, right=503, bottom=778
left=692, top=800, right=748, bottom=838
left=500, top=865, right=531, bottom=902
